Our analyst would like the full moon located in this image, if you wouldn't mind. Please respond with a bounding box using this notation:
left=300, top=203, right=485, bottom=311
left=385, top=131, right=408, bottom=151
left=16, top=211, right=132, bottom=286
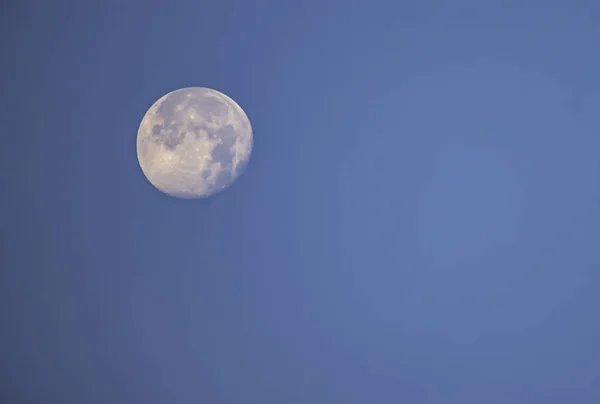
left=136, top=87, right=253, bottom=198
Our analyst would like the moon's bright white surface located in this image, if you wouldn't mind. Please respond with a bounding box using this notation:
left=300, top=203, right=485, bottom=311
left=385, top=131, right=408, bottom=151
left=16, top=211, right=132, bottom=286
left=136, top=87, right=253, bottom=198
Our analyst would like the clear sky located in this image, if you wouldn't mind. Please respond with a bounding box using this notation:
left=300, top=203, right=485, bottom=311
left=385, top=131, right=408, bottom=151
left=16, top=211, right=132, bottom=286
left=1, top=0, right=599, bottom=402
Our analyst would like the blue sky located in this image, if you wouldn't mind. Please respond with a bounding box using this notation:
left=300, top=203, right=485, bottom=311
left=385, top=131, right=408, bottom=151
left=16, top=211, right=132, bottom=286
left=1, top=0, right=599, bottom=402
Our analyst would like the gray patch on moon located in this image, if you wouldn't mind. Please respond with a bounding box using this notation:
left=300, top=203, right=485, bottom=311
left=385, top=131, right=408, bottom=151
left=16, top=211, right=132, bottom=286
left=151, top=123, right=185, bottom=150
left=206, top=125, right=237, bottom=179
left=217, top=125, right=237, bottom=146
left=211, top=143, right=234, bottom=171
left=234, top=158, right=249, bottom=178
left=212, top=169, right=233, bottom=191
left=201, top=169, right=212, bottom=179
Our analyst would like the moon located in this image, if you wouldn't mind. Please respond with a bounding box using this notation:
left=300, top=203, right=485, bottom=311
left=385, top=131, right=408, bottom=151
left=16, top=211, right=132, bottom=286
left=136, top=87, right=253, bottom=198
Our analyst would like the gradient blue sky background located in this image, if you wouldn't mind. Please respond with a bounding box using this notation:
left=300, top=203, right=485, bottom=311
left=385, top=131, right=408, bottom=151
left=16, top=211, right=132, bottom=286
left=2, top=1, right=599, bottom=402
